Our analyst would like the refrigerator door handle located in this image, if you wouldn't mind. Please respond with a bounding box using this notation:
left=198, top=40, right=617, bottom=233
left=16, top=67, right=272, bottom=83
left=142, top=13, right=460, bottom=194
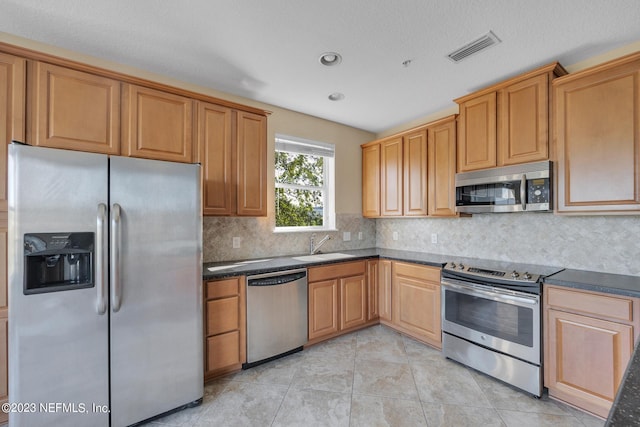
left=96, top=203, right=108, bottom=315
left=111, top=203, right=122, bottom=312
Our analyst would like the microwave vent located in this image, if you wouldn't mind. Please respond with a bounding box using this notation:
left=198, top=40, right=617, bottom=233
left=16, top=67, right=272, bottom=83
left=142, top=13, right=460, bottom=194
left=447, top=31, right=501, bottom=63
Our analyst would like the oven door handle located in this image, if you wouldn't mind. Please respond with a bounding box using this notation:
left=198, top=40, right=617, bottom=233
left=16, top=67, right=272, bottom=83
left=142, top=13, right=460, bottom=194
left=441, top=279, right=538, bottom=306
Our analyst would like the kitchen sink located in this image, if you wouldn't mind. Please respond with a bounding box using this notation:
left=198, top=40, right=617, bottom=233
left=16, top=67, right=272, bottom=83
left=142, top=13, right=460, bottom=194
left=292, top=253, right=355, bottom=262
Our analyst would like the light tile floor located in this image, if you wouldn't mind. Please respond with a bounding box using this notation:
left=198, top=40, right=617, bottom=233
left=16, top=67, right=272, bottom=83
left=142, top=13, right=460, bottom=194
left=145, top=325, right=604, bottom=427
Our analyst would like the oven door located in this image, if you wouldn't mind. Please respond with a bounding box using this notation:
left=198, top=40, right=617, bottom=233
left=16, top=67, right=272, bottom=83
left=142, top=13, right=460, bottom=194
left=441, top=277, right=540, bottom=364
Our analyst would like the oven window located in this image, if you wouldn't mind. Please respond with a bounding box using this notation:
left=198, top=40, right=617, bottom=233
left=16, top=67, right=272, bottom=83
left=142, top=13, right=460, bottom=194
left=444, top=290, right=533, bottom=347
left=456, top=181, right=522, bottom=206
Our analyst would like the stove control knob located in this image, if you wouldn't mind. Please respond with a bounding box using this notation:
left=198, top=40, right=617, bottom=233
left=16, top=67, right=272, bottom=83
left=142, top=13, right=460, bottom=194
left=458, top=264, right=465, bottom=270
left=450, top=262, right=456, bottom=269
left=523, top=272, right=532, bottom=280
left=511, top=270, right=520, bottom=279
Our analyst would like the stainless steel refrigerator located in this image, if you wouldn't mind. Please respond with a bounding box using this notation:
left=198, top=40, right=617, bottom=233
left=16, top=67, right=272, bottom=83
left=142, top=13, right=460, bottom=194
left=7, top=143, right=203, bottom=426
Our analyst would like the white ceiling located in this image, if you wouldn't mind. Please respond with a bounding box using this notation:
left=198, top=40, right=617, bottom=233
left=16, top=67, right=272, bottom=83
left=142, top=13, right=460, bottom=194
left=2, top=0, right=640, bottom=133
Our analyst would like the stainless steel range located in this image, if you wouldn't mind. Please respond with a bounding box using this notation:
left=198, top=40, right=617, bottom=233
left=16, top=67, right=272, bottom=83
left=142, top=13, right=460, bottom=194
left=441, top=260, right=563, bottom=397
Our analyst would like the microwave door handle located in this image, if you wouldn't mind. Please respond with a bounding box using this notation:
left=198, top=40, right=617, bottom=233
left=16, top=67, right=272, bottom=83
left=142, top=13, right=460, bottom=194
left=95, top=203, right=108, bottom=315
left=520, top=174, right=527, bottom=211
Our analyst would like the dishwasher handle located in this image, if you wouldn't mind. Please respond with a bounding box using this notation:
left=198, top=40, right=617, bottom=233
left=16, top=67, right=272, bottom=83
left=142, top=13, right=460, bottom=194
left=248, top=270, right=307, bottom=286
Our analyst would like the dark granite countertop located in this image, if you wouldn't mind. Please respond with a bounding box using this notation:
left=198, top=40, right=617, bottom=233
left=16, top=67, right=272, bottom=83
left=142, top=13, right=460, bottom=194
left=544, top=268, right=640, bottom=298
left=607, top=340, right=640, bottom=426
left=202, top=248, right=452, bottom=280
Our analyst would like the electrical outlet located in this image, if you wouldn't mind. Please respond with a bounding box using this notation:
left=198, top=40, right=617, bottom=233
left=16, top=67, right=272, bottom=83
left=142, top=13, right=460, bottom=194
left=392, top=231, right=398, bottom=241
left=343, top=231, right=351, bottom=241
left=431, top=233, right=438, bottom=244
left=232, top=237, right=241, bottom=249
left=358, top=232, right=363, bottom=240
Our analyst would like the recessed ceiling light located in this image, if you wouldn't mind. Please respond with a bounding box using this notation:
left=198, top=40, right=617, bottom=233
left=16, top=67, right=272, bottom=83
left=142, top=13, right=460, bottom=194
left=328, top=92, right=345, bottom=101
left=319, top=52, right=342, bottom=66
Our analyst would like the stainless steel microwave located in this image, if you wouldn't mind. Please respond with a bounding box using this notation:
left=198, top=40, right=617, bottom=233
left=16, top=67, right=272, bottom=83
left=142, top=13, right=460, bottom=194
left=455, top=161, right=552, bottom=213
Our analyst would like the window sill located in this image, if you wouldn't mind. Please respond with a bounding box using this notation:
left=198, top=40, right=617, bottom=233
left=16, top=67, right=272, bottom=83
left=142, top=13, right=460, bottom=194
left=273, top=227, right=338, bottom=234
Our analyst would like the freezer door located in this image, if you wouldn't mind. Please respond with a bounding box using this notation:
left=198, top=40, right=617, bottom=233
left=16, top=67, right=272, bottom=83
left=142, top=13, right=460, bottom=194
left=8, top=144, right=110, bottom=427
left=109, top=156, right=203, bottom=427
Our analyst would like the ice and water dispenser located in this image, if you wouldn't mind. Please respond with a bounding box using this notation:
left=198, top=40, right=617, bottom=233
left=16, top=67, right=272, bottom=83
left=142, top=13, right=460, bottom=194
left=23, top=232, right=94, bottom=294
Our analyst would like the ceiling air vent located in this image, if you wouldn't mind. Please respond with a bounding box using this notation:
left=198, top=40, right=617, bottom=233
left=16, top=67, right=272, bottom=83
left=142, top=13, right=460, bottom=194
left=447, top=31, right=501, bottom=63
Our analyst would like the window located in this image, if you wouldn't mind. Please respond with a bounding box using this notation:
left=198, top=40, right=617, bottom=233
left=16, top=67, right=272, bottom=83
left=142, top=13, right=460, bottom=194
left=275, top=135, right=335, bottom=231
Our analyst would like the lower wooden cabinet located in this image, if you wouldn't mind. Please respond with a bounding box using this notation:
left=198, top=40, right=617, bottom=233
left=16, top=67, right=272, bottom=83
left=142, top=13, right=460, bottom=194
left=366, top=260, right=379, bottom=321
left=308, top=261, right=373, bottom=343
left=204, top=276, right=246, bottom=380
left=391, top=262, right=442, bottom=348
left=378, top=259, right=392, bottom=322
left=544, top=285, right=640, bottom=418
left=308, top=279, right=339, bottom=340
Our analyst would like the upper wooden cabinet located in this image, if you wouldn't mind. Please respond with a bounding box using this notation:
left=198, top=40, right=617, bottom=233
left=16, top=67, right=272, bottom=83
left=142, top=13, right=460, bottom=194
left=455, top=62, right=566, bottom=172
left=0, top=53, right=25, bottom=213
left=403, top=130, right=429, bottom=216
left=428, top=116, right=457, bottom=217
left=198, top=105, right=267, bottom=217
left=198, top=102, right=234, bottom=215
left=122, top=83, right=194, bottom=163
left=457, top=92, right=497, bottom=172
left=29, top=61, right=120, bottom=155
left=236, top=111, right=267, bottom=217
left=361, top=115, right=457, bottom=218
left=380, top=136, right=404, bottom=216
left=361, top=144, right=381, bottom=217
left=554, top=52, right=640, bottom=214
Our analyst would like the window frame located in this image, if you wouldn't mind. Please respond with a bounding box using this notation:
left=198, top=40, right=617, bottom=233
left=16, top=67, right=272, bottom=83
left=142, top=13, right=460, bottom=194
left=274, top=135, right=336, bottom=233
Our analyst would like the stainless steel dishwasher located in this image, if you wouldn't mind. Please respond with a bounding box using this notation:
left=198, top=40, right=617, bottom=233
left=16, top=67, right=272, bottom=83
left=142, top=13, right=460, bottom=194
left=244, top=268, right=308, bottom=368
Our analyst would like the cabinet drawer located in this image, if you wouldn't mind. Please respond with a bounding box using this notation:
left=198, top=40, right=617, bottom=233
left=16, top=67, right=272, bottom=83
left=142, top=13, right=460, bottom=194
left=206, top=296, right=240, bottom=336
left=394, top=262, right=440, bottom=283
left=546, top=286, right=635, bottom=323
left=206, top=277, right=241, bottom=299
left=308, top=261, right=366, bottom=282
left=206, top=331, right=241, bottom=372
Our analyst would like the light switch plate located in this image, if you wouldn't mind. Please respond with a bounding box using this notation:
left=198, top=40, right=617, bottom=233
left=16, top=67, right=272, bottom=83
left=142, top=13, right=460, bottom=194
left=232, top=237, right=241, bottom=249
left=343, top=232, right=351, bottom=241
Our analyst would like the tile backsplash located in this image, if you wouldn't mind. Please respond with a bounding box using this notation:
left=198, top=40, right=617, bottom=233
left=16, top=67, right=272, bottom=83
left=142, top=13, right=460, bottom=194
left=377, top=213, right=640, bottom=276
left=203, top=213, right=376, bottom=263
left=203, top=212, right=640, bottom=277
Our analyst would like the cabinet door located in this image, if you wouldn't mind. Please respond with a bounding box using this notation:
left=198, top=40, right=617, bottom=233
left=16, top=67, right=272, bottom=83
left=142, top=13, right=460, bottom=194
left=498, top=73, right=549, bottom=166
left=29, top=61, right=120, bottom=155
left=403, top=130, right=428, bottom=216
left=555, top=56, right=640, bottom=213
left=198, top=102, right=235, bottom=215
left=236, top=111, right=267, bottom=216
left=362, top=143, right=381, bottom=217
left=340, top=275, right=367, bottom=330
left=366, top=260, right=379, bottom=321
left=308, top=279, right=339, bottom=340
left=457, top=92, right=497, bottom=172
left=392, top=263, right=441, bottom=347
left=122, top=84, right=194, bottom=163
left=206, top=331, right=242, bottom=374
left=380, top=136, right=403, bottom=216
left=428, top=118, right=457, bottom=217
left=546, top=308, right=634, bottom=418
left=378, top=260, right=392, bottom=322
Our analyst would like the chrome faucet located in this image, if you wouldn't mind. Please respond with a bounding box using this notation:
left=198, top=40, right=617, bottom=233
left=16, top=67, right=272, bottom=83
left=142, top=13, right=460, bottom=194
left=310, top=233, right=331, bottom=254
